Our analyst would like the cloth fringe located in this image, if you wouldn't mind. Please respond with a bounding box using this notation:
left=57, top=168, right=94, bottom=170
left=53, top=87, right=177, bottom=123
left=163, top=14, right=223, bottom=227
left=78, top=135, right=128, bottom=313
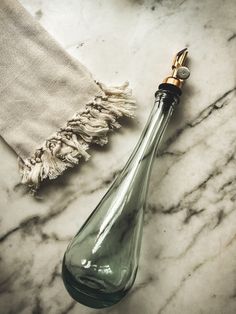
left=18, top=82, right=136, bottom=191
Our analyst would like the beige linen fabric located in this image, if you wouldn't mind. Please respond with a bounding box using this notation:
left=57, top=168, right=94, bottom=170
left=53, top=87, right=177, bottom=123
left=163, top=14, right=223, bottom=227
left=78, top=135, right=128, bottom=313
left=0, top=0, right=135, bottom=190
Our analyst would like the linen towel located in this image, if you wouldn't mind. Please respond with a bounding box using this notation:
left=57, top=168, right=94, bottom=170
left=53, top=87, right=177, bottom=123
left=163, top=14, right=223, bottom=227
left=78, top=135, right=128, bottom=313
left=0, top=0, right=135, bottom=191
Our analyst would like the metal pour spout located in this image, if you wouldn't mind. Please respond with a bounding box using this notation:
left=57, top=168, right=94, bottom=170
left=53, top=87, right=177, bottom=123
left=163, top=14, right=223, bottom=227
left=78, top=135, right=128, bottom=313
left=163, top=48, right=190, bottom=88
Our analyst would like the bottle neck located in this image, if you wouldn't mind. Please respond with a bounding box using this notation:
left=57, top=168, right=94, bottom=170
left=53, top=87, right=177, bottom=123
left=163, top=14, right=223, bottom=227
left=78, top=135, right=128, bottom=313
left=124, top=90, right=178, bottom=178
left=111, top=89, right=179, bottom=213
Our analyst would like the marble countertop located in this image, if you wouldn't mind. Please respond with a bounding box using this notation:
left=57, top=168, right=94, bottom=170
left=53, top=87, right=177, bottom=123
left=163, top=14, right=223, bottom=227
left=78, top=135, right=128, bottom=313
left=1, top=0, right=236, bottom=313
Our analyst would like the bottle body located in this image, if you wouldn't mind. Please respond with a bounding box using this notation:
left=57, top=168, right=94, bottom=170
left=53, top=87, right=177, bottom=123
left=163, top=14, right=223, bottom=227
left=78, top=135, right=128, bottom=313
left=62, top=89, right=179, bottom=308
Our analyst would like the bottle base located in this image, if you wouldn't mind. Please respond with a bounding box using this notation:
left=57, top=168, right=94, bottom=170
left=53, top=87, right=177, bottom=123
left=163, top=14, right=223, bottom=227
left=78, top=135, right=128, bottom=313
left=62, top=261, right=130, bottom=309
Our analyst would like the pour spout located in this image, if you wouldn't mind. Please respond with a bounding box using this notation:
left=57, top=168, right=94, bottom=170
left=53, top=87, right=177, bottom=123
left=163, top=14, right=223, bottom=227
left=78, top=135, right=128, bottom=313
left=163, top=48, right=190, bottom=88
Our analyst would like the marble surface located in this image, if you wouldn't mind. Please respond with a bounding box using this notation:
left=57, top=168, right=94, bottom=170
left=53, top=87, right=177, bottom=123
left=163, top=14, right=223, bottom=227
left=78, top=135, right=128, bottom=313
left=0, top=0, right=236, bottom=313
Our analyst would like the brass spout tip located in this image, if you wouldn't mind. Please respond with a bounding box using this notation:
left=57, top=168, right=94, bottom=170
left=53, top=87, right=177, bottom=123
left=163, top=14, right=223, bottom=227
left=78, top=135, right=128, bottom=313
left=176, top=47, right=188, bottom=56
left=173, top=48, right=188, bottom=69
left=163, top=48, right=190, bottom=88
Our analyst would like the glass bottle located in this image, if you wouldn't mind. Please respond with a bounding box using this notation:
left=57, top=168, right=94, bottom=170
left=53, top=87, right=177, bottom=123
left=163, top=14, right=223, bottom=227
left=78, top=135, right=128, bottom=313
left=62, top=49, right=190, bottom=308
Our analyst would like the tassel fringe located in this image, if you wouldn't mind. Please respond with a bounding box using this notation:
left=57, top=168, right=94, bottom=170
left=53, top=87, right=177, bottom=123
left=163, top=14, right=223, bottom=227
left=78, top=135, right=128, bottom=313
left=18, top=82, right=136, bottom=191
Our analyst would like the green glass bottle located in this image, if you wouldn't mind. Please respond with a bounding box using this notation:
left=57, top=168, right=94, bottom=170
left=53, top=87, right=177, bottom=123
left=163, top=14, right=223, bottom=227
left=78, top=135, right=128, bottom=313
left=62, top=49, right=190, bottom=308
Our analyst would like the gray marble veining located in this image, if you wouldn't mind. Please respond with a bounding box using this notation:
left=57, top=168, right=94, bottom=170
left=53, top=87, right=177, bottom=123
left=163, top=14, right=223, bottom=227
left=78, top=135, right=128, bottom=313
left=0, top=0, right=236, bottom=313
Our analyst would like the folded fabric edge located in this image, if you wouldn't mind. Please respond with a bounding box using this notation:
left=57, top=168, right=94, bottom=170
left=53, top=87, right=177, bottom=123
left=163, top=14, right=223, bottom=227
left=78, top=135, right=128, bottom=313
left=18, top=81, right=136, bottom=192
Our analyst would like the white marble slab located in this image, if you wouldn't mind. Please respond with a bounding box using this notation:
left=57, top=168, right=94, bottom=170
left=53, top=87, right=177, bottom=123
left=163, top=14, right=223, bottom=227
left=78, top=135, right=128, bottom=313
left=0, top=0, right=236, bottom=313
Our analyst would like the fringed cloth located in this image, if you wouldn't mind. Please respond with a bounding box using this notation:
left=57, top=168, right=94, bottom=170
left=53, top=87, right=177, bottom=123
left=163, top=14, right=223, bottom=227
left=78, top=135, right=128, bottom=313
left=0, top=0, right=136, bottom=191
